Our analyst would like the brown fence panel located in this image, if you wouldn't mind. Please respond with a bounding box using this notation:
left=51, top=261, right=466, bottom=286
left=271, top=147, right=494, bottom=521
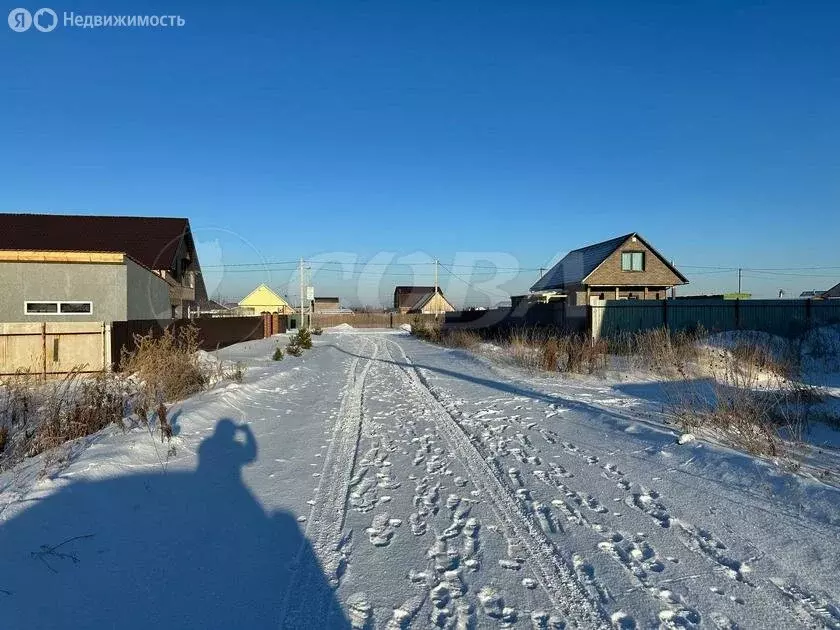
left=111, top=316, right=266, bottom=369
left=311, top=312, right=435, bottom=329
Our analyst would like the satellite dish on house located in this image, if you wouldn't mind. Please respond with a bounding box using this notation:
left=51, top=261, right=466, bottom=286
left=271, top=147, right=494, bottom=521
left=778, top=289, right=785, bottom=299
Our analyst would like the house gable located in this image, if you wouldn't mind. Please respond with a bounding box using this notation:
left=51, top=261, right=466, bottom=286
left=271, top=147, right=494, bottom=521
left=584, top=234, right=687, bottom=288
left=238, top=284, right=291, bottom=311
left=823, top=281, right=840, bottom=299
left=412, top=291, right=455, bottom=314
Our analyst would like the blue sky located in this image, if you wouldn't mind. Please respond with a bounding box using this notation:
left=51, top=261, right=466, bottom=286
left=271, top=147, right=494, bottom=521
left=2, top=0, right=838, bottom=304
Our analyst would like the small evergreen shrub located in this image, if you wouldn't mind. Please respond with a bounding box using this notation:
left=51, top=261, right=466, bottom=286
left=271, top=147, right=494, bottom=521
left=296, top=328, right=313, bottom=349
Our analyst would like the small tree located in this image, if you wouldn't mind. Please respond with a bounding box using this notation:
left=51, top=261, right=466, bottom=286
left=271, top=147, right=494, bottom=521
left=297, top=328, right=313, bottom=349
left=272, top=346, right=284, bottom=361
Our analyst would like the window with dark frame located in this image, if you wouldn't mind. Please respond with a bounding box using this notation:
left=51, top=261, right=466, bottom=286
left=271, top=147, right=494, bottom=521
left=621, top=251, right=645, bottom=271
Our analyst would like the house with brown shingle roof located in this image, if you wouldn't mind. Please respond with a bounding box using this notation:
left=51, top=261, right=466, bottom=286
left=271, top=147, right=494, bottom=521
left=530, top=232, right=688, bottom=305
left=0, top=213, right=207, bottom=321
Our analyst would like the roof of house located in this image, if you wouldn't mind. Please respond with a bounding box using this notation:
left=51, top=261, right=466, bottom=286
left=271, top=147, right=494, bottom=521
left=238, top=283, right=291, bottom=306
left=314, top=296, right=340, bottom=301
left=800, top=290, right=826, bottom=298
left=823, top=282, right=840, bottom=299
left=394, top=286, right=438, bottom=309
left=0, top=213, right=193, bottom=271
left=194, top=299, right=228, bottom=311
left=530, top=232, right=688, bottom=292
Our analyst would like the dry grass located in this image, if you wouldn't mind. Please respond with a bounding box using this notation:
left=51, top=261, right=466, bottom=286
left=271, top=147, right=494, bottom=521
left=411, top=317, right=443, bottom=343
left=441, top=329, right=482, bottom=349
left=607, top=327, right=703, bottom=376
left=666, top=343, right=823, bottom=458
left=34, top=370, right=128, bottom=455
left=120, top=325, right=208, bottom=403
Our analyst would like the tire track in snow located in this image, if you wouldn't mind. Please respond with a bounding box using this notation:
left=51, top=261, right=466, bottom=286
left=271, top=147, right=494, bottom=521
left=279, top=335, right=377, bottom=628
left=382, top=337, right=610, bottom=629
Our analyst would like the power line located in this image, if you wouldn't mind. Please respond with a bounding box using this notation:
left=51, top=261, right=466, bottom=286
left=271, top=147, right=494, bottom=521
left=438, top=263, right=474, bottom=287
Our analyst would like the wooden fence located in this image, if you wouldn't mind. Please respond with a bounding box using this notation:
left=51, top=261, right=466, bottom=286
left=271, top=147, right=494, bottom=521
left=0, top=322, right=111, bottom=379
left=310, top=312, right=434, bottom=329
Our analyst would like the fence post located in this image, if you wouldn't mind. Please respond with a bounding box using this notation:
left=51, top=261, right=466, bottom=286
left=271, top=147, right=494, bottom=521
left=586, top=304, right=593, bottom=341
left=806, top=298, right=812, bottom=328
left=390, top=313, right=394, bottom=328
left=662, top=299, right=668, bottom=331
left=41, top=322, right=47, bottom=381
left=734, top=299, right=741, bottom=329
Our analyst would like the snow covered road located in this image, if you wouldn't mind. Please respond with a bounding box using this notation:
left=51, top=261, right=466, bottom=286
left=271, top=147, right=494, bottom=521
left=2, top=330, right=840, bottom=629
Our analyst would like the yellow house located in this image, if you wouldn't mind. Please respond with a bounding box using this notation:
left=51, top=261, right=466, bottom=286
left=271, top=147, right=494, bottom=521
left=238, top=284, right=292, bottom=314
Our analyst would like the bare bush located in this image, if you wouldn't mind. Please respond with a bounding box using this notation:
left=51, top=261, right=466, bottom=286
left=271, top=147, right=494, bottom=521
left=608, top=327, right=702, bottom=376
left=32, top=369, right=129, bottom=457
left=120, top=326, right=208, bottom=403
left=411, top=317, right=442, bottom=343
left=667, top=348, right=821, bottom=458
left=730, top=341, right=797, bottom=379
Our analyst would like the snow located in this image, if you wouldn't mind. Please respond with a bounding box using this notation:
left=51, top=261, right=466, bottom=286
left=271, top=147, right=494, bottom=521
left=677, top=433, right=696, bottom=445
left=2, top=331, right=840, bottom=629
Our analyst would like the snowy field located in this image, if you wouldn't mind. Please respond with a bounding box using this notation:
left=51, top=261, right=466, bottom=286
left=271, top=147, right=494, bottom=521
left=1, top=329, right=839, bottom=629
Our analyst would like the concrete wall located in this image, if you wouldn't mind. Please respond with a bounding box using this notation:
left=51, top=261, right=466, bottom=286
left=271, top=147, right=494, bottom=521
left=0, top=261, right=127, bottom=323
left=125, top=258, right=172, bottom=321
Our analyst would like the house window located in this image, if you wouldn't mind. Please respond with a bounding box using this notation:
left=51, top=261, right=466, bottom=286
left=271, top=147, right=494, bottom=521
left=25, top=301, right=92, bottom=315
left=621, top=251, right=645, bottom=271
left=59, top=302, right=93, bottom=314
left=25, top=301, right=58, bottom=314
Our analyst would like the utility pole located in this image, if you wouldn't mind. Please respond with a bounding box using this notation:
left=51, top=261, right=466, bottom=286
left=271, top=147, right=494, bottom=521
left=299, top=257, right=305, bottom=330
left=539, top=267, right=545, bottom=280
left=738, top=268, right=742, bottom=295
left=433, top=258, right=439, bottom=316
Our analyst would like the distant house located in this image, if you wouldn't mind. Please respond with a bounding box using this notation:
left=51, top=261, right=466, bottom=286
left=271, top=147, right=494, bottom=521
left=393, top=286, right=455, bottom=314
left=192, top=299, right=230, bottom=317
left=312, top=297, right=341, bottom=313
left=800, top=290, right=826, bottom=299
left=823, top=282, right=840, bottom=300
left=238, top=284, right=292, bottom=314
left=530, top=233, right=688, bottom=305
left=0, top=213, right=206, bottom=321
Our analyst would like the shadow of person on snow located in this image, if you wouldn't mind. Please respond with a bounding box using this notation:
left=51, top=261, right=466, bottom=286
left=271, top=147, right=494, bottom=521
left=0, top=419, right=349, bottom=630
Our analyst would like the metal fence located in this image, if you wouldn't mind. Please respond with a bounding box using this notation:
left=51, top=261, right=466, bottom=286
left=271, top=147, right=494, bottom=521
left=444, top=299, right=840, bottom=341
left=591, top=299, right=840, bottom=339
left=111, top=316, right=266, bottom=368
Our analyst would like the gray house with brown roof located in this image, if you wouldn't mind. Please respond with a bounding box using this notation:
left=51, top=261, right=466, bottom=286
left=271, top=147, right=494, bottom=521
left=0, top=213, right=207, bottom=321
left=530, top=233, right=688, bottom=305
